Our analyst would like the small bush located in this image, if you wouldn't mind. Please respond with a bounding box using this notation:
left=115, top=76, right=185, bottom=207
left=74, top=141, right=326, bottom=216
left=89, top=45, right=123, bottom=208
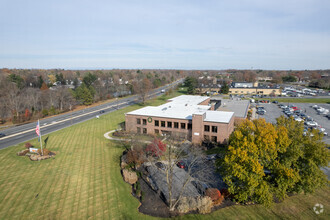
left=220, top=188, right=231, bottom=199
left=25, top=142, right=33, bottom=149
left=37, top=148, right=51, bottom=156
left=213, top=195, right=225, bottom=206
left=42, top=109, right=49, bottom=117
left=136, top=181, right=140, bottom=191
left=205, top=188, right=221, bottom=201
left=141, top=191, right=145, bottom=201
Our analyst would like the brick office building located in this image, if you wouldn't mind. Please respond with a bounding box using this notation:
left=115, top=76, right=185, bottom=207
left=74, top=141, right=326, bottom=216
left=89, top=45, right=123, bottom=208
left=125, top=95, right=235, bottom=144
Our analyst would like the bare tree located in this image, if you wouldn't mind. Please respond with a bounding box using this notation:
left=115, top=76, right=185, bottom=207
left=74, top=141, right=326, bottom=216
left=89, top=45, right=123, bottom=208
left=4, top=83, right=24, bottom=122
left=132, top=78, right=152, bottom=104
left=146, top=135, right=214, bottom=211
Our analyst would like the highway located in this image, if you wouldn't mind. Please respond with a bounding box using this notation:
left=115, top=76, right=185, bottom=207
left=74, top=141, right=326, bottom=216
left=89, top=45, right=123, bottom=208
left=0, top=79, right=183, bottom=149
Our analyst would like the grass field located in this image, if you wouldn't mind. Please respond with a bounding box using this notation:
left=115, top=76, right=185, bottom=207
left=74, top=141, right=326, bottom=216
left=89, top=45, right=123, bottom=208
left=0, top=91, right=329, bottom=220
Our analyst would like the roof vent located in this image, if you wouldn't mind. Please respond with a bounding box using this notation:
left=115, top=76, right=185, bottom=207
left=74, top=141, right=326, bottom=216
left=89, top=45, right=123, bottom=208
left=162, top=107, right=167, bottom=111
left=185, top=104, right=188, bottom=106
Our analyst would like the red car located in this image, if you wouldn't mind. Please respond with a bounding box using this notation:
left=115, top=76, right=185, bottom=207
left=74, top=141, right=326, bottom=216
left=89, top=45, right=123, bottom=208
left=177, top=161, right=185, bottom=169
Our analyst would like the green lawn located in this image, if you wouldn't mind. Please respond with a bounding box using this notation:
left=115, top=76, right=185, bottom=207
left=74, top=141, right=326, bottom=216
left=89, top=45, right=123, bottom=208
left=0, top=91, right=329, bottom=219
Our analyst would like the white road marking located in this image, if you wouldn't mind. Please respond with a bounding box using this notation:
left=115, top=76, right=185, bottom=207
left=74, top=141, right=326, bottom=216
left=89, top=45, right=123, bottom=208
left=0, top=101, right=128, bottom=140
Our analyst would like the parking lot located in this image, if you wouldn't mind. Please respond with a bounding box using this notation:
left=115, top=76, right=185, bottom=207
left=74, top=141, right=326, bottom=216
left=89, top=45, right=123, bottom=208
left=254, top=102, right=330, bottom=144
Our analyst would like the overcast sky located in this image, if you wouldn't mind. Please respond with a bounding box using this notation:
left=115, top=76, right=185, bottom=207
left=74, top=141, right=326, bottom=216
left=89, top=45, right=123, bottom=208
left=1, top=0, right=329, bottom=70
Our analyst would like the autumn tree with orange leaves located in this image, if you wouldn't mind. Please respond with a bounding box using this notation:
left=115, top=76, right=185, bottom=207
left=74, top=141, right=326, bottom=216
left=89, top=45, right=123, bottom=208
left=219, top=117, right=329, bottom=207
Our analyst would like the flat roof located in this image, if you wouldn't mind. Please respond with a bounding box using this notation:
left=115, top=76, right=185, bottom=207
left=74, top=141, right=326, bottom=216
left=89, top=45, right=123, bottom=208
left=127, top=95, right=234, bottom=123
left=217, top=98, right=250, bottom=118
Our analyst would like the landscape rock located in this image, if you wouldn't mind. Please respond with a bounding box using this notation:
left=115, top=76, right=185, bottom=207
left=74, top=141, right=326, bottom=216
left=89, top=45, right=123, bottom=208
left=29, top=154, right=52, bottom=161
left=17, top=149, right=29, bottom=156
left=122, top=169, right=138, bottom=184
left=121, top=154, right=128, bottom=169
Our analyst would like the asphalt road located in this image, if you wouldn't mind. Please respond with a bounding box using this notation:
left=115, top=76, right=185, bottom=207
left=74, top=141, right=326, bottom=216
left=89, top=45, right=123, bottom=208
left=0, top=79, right=184, bottom=149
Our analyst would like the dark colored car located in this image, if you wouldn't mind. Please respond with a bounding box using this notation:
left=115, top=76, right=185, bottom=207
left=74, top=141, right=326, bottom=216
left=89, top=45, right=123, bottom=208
left=0, top=133, right=5, bottom=138
left=257, top=111, right=265, bottom=115
left=99, top=110, right=105, bottom=114
left=272, top=101, right=278, bottom=104
left=176, top=161, right=186, bottom=169
left=155, top=162, right=166, bottom=171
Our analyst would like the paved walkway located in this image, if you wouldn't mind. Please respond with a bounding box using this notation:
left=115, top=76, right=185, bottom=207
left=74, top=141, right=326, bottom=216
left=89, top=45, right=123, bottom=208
left=104, top=130, right=166, bottom=144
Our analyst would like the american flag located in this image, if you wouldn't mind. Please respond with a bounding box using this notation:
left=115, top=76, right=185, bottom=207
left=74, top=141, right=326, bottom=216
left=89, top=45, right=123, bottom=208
left=36, top=120, right=40, bottom=136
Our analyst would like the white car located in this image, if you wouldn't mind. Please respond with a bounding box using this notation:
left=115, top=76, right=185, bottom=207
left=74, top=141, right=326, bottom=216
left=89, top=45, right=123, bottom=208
left=306, top=121, right=318, bottom=127
left=312, top=105, right=318, bottom=109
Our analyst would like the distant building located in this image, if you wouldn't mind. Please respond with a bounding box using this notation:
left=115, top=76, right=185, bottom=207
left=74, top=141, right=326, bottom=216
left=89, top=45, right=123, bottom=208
left=257, top=76, right=273, bottom=81
left=229, top=87, right=281, bottom=96
left=232, top=82, right=254, bottom=88
left=125, top=95, right=235, bottom=144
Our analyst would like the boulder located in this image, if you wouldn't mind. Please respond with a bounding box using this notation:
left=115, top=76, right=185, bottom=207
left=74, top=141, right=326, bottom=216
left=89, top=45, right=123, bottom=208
left=29, top=154, right=52, bottom=161
left=122, top=169, right=138, bottom=185
left=17, top=149, right=29, bottom=156
left=121, top=154, right=128, bottom=169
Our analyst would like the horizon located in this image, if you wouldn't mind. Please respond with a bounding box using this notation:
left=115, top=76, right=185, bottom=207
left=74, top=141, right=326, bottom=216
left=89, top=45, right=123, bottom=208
left=1, top=0, right=330, bottom=70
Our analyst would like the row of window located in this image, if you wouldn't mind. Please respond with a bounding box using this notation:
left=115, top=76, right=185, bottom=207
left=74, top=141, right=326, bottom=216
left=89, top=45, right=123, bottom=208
left=137, top=127, right=147, bottom=134
left=204, top=125, right=218, bottom=133
left=136, top=118, right=192, bottom=130
left=204, top=135, right=217, bottom=142
left=136, top=118, right=147, bottom=125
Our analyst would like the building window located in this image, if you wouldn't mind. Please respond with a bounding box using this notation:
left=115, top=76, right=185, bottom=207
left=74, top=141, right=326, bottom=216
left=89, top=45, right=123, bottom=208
left=204, top=125, right=210, bottom=132
left=155, top=129, right=159, bottom=134
left=211, top=136, right=217, bottom=142
left=161, top=121, right=166, bottom=127
left=174, top=122, right=179, bottom=128
left=143, top=119, right=147, bottom=125
left=181, top=123, right=186, bottom=129
left=212, top=126, right=218, bottom=133
left=143, top=128, right=147, bottom=134
left=155, top=120, right=159, bottom=127
left=167, top=121, right=172, bottom=128
left=137, top=127, right=141, bottom=133
left=204, top=135, right=210, bottom=142
left=137, top=118, right=141, bottom=124
left=188, top=123, right=192, bottom=130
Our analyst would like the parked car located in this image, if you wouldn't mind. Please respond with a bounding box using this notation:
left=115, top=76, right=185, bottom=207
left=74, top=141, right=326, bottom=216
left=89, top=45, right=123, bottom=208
left=176, top=161, right=186, bottom=169
left=99, top=110, right=105, bottom=114
left=155, top=162, right=166, bottom=171
left=0, top=133, right=5, bottom=138
left=272, top=101, right=279, bottom=104
left=257, top=110, right=265, bottom=115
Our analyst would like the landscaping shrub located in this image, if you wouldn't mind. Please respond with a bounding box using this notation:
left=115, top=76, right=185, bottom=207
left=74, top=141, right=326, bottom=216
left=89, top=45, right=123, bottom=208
left=213, top=195, right=225, bottom=206
left=205, top=188, right=221, bottom=201
left=141, top=191, right=145, bottom=201
left=113, top=130, right=130, bottom=137
left=25, top=142, right=33, bottom=149
left=220, top=188, right=231, bottom=199
left=126, top=147, right=145, bottom=166
left=146, top=138, right=166, bottom=157
left=37, top=148, right=51, bottom=156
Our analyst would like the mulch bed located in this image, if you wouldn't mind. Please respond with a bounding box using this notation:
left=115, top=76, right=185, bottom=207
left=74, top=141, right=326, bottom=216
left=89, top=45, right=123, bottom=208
left=138, top=177, right=173, bottom=218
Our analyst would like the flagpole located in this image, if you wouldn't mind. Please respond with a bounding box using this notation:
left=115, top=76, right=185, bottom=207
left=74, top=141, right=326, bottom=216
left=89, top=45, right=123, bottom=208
left=39, top=119, right=43, bottom=156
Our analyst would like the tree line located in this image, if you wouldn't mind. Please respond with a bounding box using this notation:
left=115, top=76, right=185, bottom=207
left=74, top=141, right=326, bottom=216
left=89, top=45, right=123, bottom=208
left=0, top=69, right=185, bottom=124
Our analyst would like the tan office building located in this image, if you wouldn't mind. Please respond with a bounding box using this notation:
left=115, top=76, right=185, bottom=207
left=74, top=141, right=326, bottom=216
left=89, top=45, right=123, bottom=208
left=125, top=95, right=235, bottom=144
left=229, top=88, right=281, bottom=96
